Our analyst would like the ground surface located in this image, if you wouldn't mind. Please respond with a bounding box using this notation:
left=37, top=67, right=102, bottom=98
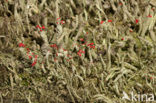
left=0, top=0, right=156, bottom=103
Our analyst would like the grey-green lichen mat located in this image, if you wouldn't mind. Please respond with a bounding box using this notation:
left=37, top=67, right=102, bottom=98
left=0, top=0, right=156, bottom=103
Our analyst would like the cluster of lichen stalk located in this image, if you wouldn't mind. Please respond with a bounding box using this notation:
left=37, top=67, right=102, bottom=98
left=0, top=0, right=156, bottom=103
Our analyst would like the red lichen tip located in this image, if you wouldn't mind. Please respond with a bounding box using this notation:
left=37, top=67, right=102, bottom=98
left=119, top=2, right=122, bottom=5
left=135, top=19, right=139, bottom=24
left=87, top=43, right=94, bottom=46
left=57, top=17, right=61, bottom=20
left=54, top=58, right=57, bottom=61
left=36, top=25, right=40, bottom=28
left=129, top=29, right=133, bottom=32
left=29, top=56, right=32, bottom=59
left=100, top=21, right=104, bottom=24
left=147, top=15, right=152, bottom=18
left=35, top=55, right=38, bottom=58
left=108, top=20, right=112, bottom=22
left=42, top=26, right=45, bottom=29
left=90, top=46, right=95, bottom=49
left=61, top=20, right=65, bottom=24
left=19, top=43, right=25, bottom=47
left=80, top=38, right=84, bottom=41
left=32, top=61, right=37, bottom=66
left=62, top=48, right=66, bottom=51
